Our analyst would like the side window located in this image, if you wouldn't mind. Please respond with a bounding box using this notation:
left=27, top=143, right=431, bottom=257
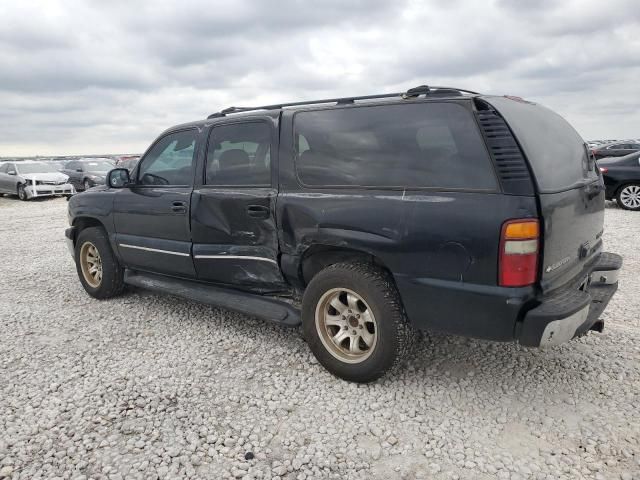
left=138, top=130, right=197, bottom=186
left=294, top=102, right=497, bottom=189
left=206, top=122, right=271, bottom=186
left=0, top=164, right=8, bottom=174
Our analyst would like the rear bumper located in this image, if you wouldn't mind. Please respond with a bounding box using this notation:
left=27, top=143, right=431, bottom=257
left=517, top=252, right=622, bottom=347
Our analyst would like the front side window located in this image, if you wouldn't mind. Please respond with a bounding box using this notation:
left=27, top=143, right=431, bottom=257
left=206, top=122, right=271, bottom=186
left=138, top=130, right=197, bottom=186
left=0, top=164, right=8, bottom=174
left=294, top=102, right=497, bottom=189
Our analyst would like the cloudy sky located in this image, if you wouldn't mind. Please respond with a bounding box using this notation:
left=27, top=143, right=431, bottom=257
left=1, top=0, right=639, bottom=156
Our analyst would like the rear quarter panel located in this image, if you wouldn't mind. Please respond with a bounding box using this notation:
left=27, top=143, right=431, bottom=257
left=277, top=111, right=538, bottom=339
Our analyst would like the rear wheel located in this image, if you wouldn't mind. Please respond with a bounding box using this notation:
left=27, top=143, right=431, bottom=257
left=302, top=262, right=414, bottom=383
left=17, top=183, right=28, bottom=201
left=75, top=227, right=124, bottom=299
left=616, top=183, right=640, bottom=211
left=83, top=179, right=91, bottom=191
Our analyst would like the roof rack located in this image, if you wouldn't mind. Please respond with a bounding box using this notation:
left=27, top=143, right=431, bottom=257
left=207, top=85, right=479, bottom=119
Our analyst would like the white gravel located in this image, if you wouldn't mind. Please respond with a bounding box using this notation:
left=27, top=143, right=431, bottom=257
left=0, top=196, right=638, bottom=480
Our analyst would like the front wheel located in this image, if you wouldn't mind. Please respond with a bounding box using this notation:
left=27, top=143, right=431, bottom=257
left=302, top=262, right=414, bottom=383
left=17, top=183, right=28, bottom=201
left=75, top=227, right=124, bottom=299
left=616, top=184, right=640, bottom=211
left=83, top=179, right=92, bottom=191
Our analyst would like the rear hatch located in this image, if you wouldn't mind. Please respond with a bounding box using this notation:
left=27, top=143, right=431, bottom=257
left=484, top=96, right=604, bottom=294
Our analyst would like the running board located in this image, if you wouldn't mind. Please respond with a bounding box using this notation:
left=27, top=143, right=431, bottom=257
left=124, top=270, right=301, bottom=327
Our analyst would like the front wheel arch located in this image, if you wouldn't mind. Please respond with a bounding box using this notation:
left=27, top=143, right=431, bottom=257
left=71, top=216, right=108, bottom=247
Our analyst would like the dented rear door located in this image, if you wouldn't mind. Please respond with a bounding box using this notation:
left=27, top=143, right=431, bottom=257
left=190, top=117, right=287, bottom=292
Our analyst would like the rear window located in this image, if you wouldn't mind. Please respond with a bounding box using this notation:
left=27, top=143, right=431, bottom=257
left=294, top=102, right=497, bottom=190
left=486, top=97, right=597, bottom=192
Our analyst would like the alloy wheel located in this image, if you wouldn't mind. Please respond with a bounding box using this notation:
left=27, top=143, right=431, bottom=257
left=315, top=288, right=378, bottom=364
left=620, top=185, right=640, bottom=209
left=18, top=184, right=27, bottom=200
left=80, top=241, right=102, bottom=288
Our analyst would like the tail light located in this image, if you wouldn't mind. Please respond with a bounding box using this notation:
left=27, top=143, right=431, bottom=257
left=599, top=167, right=608, bottom=173
left=499, top=219, right=540, bottom=287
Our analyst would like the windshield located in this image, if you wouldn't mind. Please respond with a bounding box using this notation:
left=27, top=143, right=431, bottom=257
left=82, top=161, right=114, bottom=172
left=15, top=163, right=59, bottom=174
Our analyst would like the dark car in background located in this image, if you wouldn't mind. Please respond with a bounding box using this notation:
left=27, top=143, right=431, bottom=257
left=115, top=156, right=140, bottom=173
left=61, top=158, right=115, bottom=191
left=598, top=152, right=640, bottom=210
left=592, top=142, right=640, bottom=159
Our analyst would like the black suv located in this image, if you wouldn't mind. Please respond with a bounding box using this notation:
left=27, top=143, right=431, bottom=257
left=65, top=86, right=622, bottom=382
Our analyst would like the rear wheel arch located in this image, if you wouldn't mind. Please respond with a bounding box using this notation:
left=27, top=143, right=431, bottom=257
left=300, top=245, right=394, bottom=286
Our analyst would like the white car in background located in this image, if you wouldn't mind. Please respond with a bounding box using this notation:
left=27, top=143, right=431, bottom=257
left=0, top=161, right=75, bottom=200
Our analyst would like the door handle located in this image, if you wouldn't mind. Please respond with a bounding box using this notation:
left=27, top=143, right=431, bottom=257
left=171, top=201, right=187, bottom=213
left=246, top=205, right=270, bottom=218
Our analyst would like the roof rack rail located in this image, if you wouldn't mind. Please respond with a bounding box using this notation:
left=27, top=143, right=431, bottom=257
left=206, top=85, right=479, bottom=119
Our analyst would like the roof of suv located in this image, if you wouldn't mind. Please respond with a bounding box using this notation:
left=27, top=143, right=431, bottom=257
left=168, top=85, right=482, bottom=133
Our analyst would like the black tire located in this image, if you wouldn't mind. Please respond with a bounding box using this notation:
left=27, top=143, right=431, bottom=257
left=616, top=183, right=640, bottom=211
left=83, top=179, right=91, bottom=191
left=17, top=183, right=28, bottom=201
left=302, top=262, right=414, bottom=383
left=75, top=227, right=125, bottom=299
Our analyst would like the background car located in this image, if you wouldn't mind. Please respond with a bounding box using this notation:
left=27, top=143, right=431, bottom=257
left=61, top=158, right=115, bottom=191
left=598, top=151, right=640, bottom=210
left=0, top=161, right=74, bottom=200
left=592, top=141, right=640, bottom=159
left=115, top=155, right=140, bottom=172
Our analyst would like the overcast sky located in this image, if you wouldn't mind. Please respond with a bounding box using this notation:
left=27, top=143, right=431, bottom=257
left=1, top=0, right=639, bottom=156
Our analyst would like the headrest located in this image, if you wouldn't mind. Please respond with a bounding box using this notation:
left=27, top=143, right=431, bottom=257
left=219, top=149, right=250, bottom=170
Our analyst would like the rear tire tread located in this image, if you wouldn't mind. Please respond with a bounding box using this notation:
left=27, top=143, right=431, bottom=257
left=302, top=261, right=414, bottom=382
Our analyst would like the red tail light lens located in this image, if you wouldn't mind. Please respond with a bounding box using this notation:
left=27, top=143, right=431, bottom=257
left=599, top=167, right=608, bottom=173
left=499, top=219, right=540, bottom=287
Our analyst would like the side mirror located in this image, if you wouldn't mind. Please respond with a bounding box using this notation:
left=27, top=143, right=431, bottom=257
left=107, top=168, right=131, bottom=188
left=76, top=168, right=83, bottom=172
left=8, top=170, right=16, bottom=175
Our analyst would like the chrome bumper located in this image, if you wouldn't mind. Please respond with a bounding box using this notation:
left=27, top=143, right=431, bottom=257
left=518, top=252, right=622, bottom=347
left=25, top=183, right=75, bottom=199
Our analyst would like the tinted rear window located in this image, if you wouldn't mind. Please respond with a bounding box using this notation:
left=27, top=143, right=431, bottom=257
left=294, top=102, right=497, bottom=190
left=486, top=97, right=597, bottom=192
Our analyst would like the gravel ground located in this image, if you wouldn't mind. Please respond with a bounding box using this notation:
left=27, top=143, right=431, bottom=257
left=0, top=196, right=638, bottom=480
